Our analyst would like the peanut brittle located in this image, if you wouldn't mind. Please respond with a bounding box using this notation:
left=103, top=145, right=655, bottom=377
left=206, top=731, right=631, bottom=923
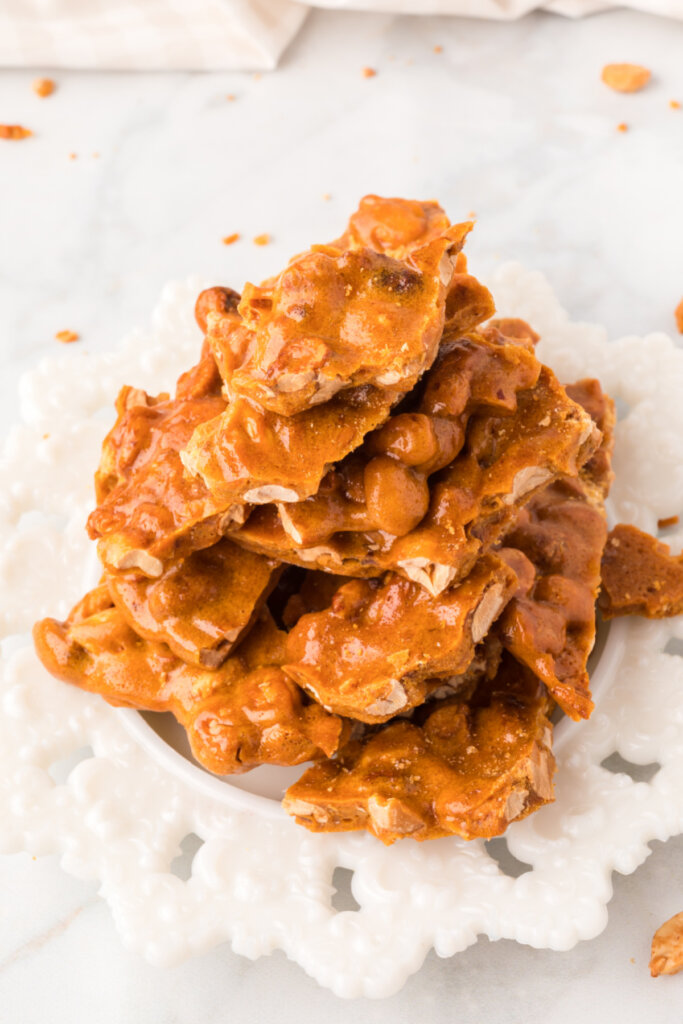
left=208, top=217, right=472, bottom=417
left=87, top=344, right=240, bottom=577
left=283, top=655, right=555, bottom=843
left=650, top=912, right=683, bottom=977
left=496, top=380, right=613, bottom=720
left=565, top=378, right=615, bottom=504
left=333, top=195, right=495, bottom=332
left=106, top=538, right=281, bottom=668
left=282, top=553, right=518, bottom=722
left=181, top=382, right=399, bottom=506
left=34, top=195, right=628, bottom=847
left=334, top=194, right=452, bottom=258
left=599, top=524, right=683, bottom=619
left=497, top=479, right=607, bottom=719
left=232, top=342, right=599, bottom=596
left=33, top=591, right=345, bottom=774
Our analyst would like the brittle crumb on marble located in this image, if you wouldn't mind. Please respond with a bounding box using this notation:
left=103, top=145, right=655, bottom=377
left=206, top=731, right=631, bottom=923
left=601, top=63, right=651, bottom=93
left=253, top=233, right=270, bottom=246
left=675, top=298, right=683, bottom=334
left=222, top=233, right=240, bottom=246
left=55, top=330, right=80, bottom=344
left=32, top=77, right=56, bottom=98
left=362, top=67, right=377, bottom=78
left=651, top=912, right=683, bottom=977
left=0, top=124, right=32, bottom=140
left=658, top=515, right=680, bottom=529
left=600, top=524, right=683, bottom=619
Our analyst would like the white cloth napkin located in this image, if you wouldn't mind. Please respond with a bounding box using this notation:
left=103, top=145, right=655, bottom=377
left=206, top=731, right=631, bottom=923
left=0, top=0, right=309, bottom=71
left=1, top=0, right=681, bottom=72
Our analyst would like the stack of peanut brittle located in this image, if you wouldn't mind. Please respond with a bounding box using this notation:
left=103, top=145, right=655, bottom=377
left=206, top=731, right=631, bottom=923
left=34, top=196, right=618, bottom=844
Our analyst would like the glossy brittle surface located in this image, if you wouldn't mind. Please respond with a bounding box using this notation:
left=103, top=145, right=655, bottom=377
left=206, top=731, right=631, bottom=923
left=34, top=590, right=345, bottom=774
left=33, top=195, right=656, bottom=847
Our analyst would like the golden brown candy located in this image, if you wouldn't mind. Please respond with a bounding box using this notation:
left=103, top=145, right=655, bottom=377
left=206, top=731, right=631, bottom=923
left=496, top=380, right=613, bottom=720
left=651, top=912, right=683, bottom=977
left=33, top=594, right=346, bottom=774
left=334, top=195, right=452, bottom=258
left=232, top=342, right=598, bottom=596
left=87, top=345, right=241, bottom=577
left=208, top=227, right=469, bottom=416
left=282, top=554, right=518, bottom=723
left=230, top=324, right=540, bottom=571
left=194, top=286, right=240, bottom=334
left=106, top=538, right=281, bottom=667
left=181, top=383, right=398, bottom=507
left=565, top=378, right=615, bottom=505
left=497, top=479, right=607, bottom=720
left=284, top=655, right=555, bottom=843
left=33, top=195, right=624, bottom=847
left=599, top=524, right=683, bottom=619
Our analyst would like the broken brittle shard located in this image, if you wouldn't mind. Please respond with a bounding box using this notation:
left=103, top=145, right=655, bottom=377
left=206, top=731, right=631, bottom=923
left=496, top=379, right=614, bottom=720
left=105, top=538, right=281, bottom=668
left=283, top=654, right=555, bottom=843
left=599, top=524, right=683, bottom=619
left=282, top=553, right=518, bottom=722
left=333, top=195, right=453, bottom=258
left=180, top=209, right=490, bottom=510
left=650, top=912, right=683, bottom=977
left=87, top=344, right=242, bottom=577
left=207, top=199, right=473, bottom=416
left=180, top=382, right=399, bottom=507
left=231, top=328, right=599, bottom=595
left=33, top=590, right=346, bottom=774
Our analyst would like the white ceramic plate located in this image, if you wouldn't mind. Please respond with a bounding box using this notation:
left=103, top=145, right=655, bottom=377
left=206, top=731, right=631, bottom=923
left=1, top=264, right=682, bottom=998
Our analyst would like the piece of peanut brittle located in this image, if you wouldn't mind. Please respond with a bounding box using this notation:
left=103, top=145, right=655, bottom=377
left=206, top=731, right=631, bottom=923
left=106, top=538, right=281, bottom=668
left=232, top=339, right=599, bottom=596
left=651, top=912, right=683, bottom=977
left=283, top=654, right=555, bottom=843
left=206, top=210, right=472, bottom=416
left=565, top=378, right=615, bottom=505
left=496, top=379, right=614, bottom=720
left=181, top=382, right=399, bottom=506
left=33, top=590, right=345, bottom=774
left=600, top=524, right=683, bottom=619
left=87, top=344, right=242, bottom=577
left=332, top=195, right=496, bottom=332
left=497, top=479, right=607, bottom=720
left=282, top=553, right=517, bottom=723
left=333, top=194, right=452, bottom=258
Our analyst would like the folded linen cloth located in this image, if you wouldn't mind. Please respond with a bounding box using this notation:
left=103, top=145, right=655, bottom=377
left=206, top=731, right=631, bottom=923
left=0, top=0, right=308, bottom=71
left=0, top=0, right=680, bottom=72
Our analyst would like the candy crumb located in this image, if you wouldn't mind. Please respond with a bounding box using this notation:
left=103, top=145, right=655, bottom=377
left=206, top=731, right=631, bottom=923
left=0, top=124, right=32, bottom=140
left=55, top=330, right=80, bottom=344
left=222, top=233, right=240, bottom=246
left=601, top=63, right=651, bottom=93
left=675, top=298, right=683, bottom=334
left=253, top=234, right=270, bottom=246
left=32, top=78, right=56, bottom=98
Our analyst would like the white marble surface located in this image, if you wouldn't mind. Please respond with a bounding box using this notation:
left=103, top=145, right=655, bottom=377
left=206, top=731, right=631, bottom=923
left=1, top=7, right=683, bottom=1020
